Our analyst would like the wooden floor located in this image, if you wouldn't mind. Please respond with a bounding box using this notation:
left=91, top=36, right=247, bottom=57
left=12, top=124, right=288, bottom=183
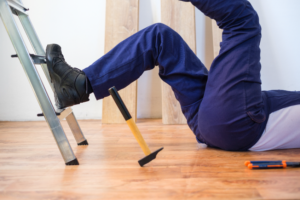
left=0, top=119, right=300, bottom=200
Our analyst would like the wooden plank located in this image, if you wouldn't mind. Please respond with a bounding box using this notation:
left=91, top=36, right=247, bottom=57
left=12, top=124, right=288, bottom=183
left=102, top=0, right=139, bottom=124
left=1, top=120, right=300, bottom=199
left=211, top=19, right=223, bottom=58
left=160, top=0, right=196, bottom=124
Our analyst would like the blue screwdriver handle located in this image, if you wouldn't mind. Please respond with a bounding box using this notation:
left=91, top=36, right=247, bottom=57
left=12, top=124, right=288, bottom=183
left=248, top=163, right=287, bottom=169
left=244, top=160, right=282, bottom=166
left=245, top=161, right=300, bottom=169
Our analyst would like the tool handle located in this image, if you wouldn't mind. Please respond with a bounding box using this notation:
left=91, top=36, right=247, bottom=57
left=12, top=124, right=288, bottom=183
left=248, top=162, right=287, bottom=169
left=126, top=119, right=151, bottom=156
left=108, top=86, right=132, bottom=120
left=109, top=86, right=151, bottom=156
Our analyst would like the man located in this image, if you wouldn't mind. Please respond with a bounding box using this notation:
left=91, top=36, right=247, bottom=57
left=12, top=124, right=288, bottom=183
left=46, top=0, right=300, bottom=151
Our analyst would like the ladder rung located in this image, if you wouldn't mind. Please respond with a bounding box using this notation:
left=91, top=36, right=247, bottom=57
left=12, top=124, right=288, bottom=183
left=37, top=112, right=61, bottom=117
left=37, top=108, right=73, bottom=120
left=12, top=54, right=46, bottom=64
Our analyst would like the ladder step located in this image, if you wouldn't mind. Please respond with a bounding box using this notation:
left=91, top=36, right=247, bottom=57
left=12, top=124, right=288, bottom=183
left=12, top=54, right=46, bottom=64
left=37, top=108, right=72, bottom=119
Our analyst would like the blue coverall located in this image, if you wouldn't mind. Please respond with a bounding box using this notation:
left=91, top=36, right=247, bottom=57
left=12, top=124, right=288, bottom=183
left=83, top=0, right=300, bottom=151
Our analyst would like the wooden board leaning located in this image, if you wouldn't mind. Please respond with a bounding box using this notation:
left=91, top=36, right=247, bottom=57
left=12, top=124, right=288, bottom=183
left=102, top=0, right=139, bottom=124
left=161, top=0, right=196, bottom=124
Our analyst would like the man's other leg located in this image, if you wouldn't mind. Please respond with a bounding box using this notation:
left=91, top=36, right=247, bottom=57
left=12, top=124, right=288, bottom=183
left=182, top=0, right=266, bottom=150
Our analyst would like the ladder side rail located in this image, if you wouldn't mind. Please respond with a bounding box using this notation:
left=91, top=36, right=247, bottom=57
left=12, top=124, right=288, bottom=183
left=0, top=0, right=77, bottom=164
left=57, top=108, right=87, bottom=145
left=16, top=1, right=53, bottom=90
left=66, top=113, right=88, bottom=145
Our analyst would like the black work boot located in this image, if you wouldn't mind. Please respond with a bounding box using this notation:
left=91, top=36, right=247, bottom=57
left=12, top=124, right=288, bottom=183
left=46, top=44, right=90, bottom=109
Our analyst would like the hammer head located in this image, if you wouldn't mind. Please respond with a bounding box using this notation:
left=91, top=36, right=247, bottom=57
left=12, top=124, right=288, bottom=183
left=138, top=147, right=164, bottom=167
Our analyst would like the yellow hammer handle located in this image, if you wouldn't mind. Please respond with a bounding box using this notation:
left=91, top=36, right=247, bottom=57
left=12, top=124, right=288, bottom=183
left=108, top=87, right=152, bottom=156
left=126, top=119, right=151, bottom=156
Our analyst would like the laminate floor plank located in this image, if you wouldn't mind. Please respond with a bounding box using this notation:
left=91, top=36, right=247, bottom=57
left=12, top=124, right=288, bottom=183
left=0, top=120, right=299, bottom=199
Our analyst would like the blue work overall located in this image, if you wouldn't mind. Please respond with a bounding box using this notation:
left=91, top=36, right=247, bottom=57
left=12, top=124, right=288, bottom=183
left=83, top=0, right=300, bottom=151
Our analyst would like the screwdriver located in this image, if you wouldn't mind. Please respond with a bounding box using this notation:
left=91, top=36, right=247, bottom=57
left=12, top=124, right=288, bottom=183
left=245, top=160, right=300, bottom=169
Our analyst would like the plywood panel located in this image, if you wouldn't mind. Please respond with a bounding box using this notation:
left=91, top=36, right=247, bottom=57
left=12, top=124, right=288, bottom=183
left=161, top=0, right=196, bottom=124
left=211, top=19, right=223, bottom=58
left=102, top=0, right=139, bottom=124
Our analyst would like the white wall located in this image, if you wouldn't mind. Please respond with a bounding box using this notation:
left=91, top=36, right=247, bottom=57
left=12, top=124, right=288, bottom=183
left=0, top=0, right=299, bottom=121
left=137, top=0, right=162, bottom=118
left=250, top=0, right=300, bottom=91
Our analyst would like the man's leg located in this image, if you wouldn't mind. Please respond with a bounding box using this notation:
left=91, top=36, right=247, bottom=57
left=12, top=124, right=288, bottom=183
left=83, top=23, right=207, bottom=105
left=46, top=23, right=208, bottom=127
left=83, top=23, right=208, bottom=134
left=181, top=0, right=266, bottom=150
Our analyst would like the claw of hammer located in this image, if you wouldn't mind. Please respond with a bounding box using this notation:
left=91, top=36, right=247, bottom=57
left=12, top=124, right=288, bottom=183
left=138, top=147, right=164, bottom=167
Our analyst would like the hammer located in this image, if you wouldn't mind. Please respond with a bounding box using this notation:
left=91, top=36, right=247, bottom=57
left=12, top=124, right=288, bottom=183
left=108, top=86, right=164, bottom=167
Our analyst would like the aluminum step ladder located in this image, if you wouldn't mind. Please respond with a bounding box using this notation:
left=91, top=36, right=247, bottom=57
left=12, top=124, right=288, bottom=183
left=0, top=0, right=88, bottom=165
